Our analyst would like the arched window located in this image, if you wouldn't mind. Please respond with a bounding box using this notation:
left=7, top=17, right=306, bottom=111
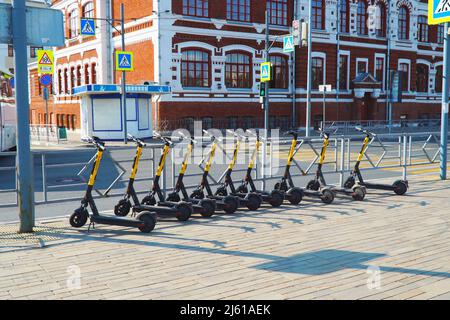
left=339, top=0, right=349, bottom=33
left=58, top=69, right=63, bottom=94
left=82, top=2, right=94, bottom=18
left=267, top=0, right=288, bottom=26
left=376, top=2, right=386, bottom=37
left=225, top=51, right=252, bottom=88
left=183, top=0, right=208, bottom=18
left=312, top=0, right=324, bottom=30
left=417, top=16, right=428, bottom=42
left=399, top=62, right=409, bottom=92
left=76, top=65, right=82, bottom=87
left=227, top=0, right=250, bottom=22
left=84, top=64, right=90, bottom=84
left=416, top=64, right=429, bottom=93
left=312, top=57, right=324, bottom=90
left=70, top=67, right=76, bottom=92
left=269, top=54, right=288, bottom=89
left=68, top=9, right=79, bottom=39
left=64, top=68, right=69, bottom=94
left=181, top=49, right=211, bottom=87
left=398, top=6, right=409, bottom=40
left=357, top=0, right=368, bottom=35
left=91, top=63, right=97, bottom=84
left=435, top=65, right=443, bottom=93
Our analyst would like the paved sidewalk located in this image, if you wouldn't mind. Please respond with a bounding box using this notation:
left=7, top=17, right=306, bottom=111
left=1, top=174, right=450, bottom=300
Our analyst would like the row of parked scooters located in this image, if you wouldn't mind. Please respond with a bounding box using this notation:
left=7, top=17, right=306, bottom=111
left=69, top=127, right=409, bottom=233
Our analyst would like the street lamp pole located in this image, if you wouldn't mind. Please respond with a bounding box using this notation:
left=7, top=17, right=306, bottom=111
left=305, top=0, right=313, bottom=137
left=120, top=3, right=128, bottom=144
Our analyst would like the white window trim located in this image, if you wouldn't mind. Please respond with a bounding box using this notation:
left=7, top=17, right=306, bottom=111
left=374, top=53, right=386, bottom=92
left=356, top=57, right=369, bottom=75
left=338, top=50, right=350, bottom=91
left=398, top=58, right=411, bottom=92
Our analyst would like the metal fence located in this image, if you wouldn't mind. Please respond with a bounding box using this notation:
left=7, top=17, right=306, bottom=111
left=0, top=131, right=447, bottom=209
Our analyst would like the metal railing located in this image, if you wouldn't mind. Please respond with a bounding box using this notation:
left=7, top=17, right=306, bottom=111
left=0, top=131, right=448, bottom=209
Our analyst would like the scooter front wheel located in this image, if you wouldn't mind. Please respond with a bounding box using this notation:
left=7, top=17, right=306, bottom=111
left=137, top=212, right=157, bottom=233
left=307, top=180, right=320, bottom=191
left=114, top=199, right=131, bottom=217
left=141, top=195, right=157, bottom=206
left=393, top=180, right=408, bottom=195
left=344, top=176, right=356, bottom=189
left=287, top=187, right=303, bottom=205
left=352, top=186, right=366, bottom=201
left=175, top=203, right=193, bottom=222
left=70, top=208, right=89, bottom=228
left=166, top=193, right=181, bottom=202
left=320, top=189, right=335, bottom=204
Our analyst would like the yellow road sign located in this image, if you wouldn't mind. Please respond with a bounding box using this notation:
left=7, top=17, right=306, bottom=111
left=37, top=49, right=54, bottom=75
left=116, top=51, right=134, bottom=72
left=260, top=62, right=272, bottom=83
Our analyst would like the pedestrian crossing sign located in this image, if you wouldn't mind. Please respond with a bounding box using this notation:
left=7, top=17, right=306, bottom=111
left=37, top=49, right=54, bottom=75
left=283, top=35, right=295, bottom=53
left=80, top=18, right=96, bottom=36
left=116, top=51, right=134, bottom=72
left=429, top=0, right=450, bottom=24
left=260, top=62, right=272, bottom=83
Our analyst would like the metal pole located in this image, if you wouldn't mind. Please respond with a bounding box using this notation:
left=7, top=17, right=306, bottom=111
left=261, top=10, right=270, bottom=190
left=12, top=0, right=35, bottom=233
left=322, top=88, right=325, bottom=132
left=386, top=1, right=392, bottom=125
left=305, top=0, right=313, bottom=137
left=121, top=3, right=128, bottom=144
left=440, top=22, right=449, bottom=180
left=45, top=90, right=49, bottom=142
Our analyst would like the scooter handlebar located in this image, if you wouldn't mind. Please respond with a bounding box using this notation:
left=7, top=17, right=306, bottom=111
left=177, top=131, right=198, bottom=144
left=127, top=134, right=146, bottom=147
left=355, top=127, right=377, bottom=137
left=153, top=131, right=173, bottom=146
left=82, top=136, right=105, bottom=150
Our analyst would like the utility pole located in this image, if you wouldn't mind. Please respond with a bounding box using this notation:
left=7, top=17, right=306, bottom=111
left=305, top=0, right=313, bottom=137
left=264, top=10, right=270, bottom=133
left=120, top=3, right=128, bottom=144
left=12, top=0, right=35, bottom=233
left=440, top=22, right=449, bottom=180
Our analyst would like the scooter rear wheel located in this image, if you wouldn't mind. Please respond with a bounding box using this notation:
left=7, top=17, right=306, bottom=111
left=245, top=193, right=262, bottom=211
left=199, top=199, right=216, bottom=218
left=393, top=180, right=408, bottom=195
left=320, top=189, right=335, bottom=204
left=269, top=190, right=284, bottom=207
left=70, top=208, right=89, bottom=228
left=287, top=187, right=303, bottom=205
left=351, top=186, right=366, bottom=201
left=138, top=212, right=157, bottom=233
left=114, top=199, right=131, bottom=217
left=175, top=203, right=192, bottom=222
left=223, top=196, right=239, bottom=214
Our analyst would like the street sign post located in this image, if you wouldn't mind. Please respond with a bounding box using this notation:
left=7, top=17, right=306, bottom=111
left=80, top=18, right=96, bottom=36
left=116, top=51, right=134, bottom=72
left=319, top=85, right=332, bottom=131
left=37, top=49, right=54, bottom=75
left=283, top=35, right=295, bottom=53
left=260, top=62, right=272, bottom=83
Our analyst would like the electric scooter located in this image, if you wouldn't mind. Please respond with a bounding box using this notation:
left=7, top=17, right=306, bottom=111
left=306, top=132, right=366, bottom=201
left=344, top=127, right=408, bottom=195
left=214, top=130, right=262, bottom=211
left=114, top=134, right=193, bottom=222
left=165, top=132, right=217, bottom=217
left=274, top=131, right=335, bottom=204
left=69, top=137, right=157, bottom=233
left=190, top=131, right=240, bottom=214
left=235, top=130, right=285, bottom=207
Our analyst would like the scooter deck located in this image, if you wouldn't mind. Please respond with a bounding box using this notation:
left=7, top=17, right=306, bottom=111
left=91, top=215, right=146, bottom=228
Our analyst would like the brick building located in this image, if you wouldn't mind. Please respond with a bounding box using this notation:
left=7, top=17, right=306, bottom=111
left=28, top=0, right=446, bottom=136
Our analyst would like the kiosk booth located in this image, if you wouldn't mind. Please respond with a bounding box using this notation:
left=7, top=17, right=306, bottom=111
left=72, top=84, right=171, bottom=141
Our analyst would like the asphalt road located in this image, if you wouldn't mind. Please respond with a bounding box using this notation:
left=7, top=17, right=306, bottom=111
left=0, top=136, right=446, bottom=223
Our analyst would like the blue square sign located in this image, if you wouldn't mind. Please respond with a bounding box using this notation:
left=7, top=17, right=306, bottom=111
left=80, top=18, right=96, bottom=36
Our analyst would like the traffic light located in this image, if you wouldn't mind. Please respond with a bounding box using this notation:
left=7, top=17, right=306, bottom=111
left=259, top=82, right=266, bottom=97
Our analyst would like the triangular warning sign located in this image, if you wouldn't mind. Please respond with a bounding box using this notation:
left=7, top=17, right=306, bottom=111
left=285, top=38, right=293, bottom=49
left=119, top=55, right=131, bottom=68
left=39, top=53, right=52, bottom=65
left=82, top=21, right=95, bottom=34
left=262, top=67, right=269, bottom=78
left=436, top=0, right=450, bottom=14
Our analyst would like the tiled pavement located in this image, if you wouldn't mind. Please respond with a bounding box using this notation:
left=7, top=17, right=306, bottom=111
left=1, top=174, right=450, bottom=300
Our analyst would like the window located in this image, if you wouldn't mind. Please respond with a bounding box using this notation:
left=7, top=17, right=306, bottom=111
left=267, top=0, right=288, bottom=26
left=70, top=67, right=76, bottom=91
left=30, top=46, right=42, bottom=58
left=376, top=3, right=386, bottom=37
left=91, top=63, right=97, bottom=84
left=8, top=45, right=13, bottom=57
left=357, top=60, right=368, bottom=74
left=416, top=64, right=429, bottom=93
left=312, top=57, right=324, bottom=90
left=375, top=57, right=384, bottom=84
left=339, top=55, right=348, bottom=90
left=82, top=2, right=94, bottom=18
left=417, top=16, right=428, bottom=42
left=58, top=70, right=63, bottom=94
left=312, top=0, right=324, bottom=30
left=435, top=66, right=443, bottom=93
left=399, top=62, right=409, bottom=91
left=437, top=25, right=444, bottom=44
left=183, top=0, right=208, bottom=18
left=398, top=6, right=409, bottom=40
left=357, top=0, right=368, bottom=35
left=64, top=69, right=69, bottom=94
left=181, top=49, right=210, bottom=87
left=227, top=0, right=250, bottom=22
left=76, top=65, right=82, bottom=87
left=84, top=64, right=90, bottom=84
left=225, top=52, right=252, bottom=88
left=69, top=9, right=79, bottom=39
left=269, top=54, right=288, bottom=89
left=339, top=0, right=349, bottom=33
